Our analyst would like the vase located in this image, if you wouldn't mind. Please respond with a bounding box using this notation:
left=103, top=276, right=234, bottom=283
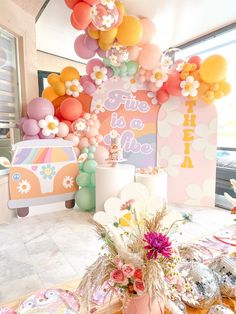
left=122, top=293, right=164, bottom=314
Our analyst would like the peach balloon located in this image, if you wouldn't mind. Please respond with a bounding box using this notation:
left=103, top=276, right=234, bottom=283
left=138, top=44, right=161, bottom=70
left=94, top=145, right=109, bottom=164
left=89, top=136, right=97, bottom=145
left=128, top=46, right=140, bottom=61
left=85, top=126, right=99, bottom=137
left=96, top=134, right=103, bottom=143
left=65, top=133, right=80, bottom=146
left=57, top=122, right=69, bottom=138
left=73, top=147, right=81, bottom=157
left=93, top=119, right=101, bottom=128
left=139, top=18, right=156, bottom=46
left=79, top=137, right=90, bottom=149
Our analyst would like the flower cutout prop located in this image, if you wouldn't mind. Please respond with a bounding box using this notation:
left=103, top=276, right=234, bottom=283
left=40, top=164, right=56, bottom=180
left=185, top=179, right=215, bottom=206
left=17, top=180, right=31, bottom=194
left=90, top=66, right=108, bottom=85
left=180, top=75, right=200, bottom=97
left=65, top=79, right=83, bottom=97
left=38, top=115, right=59, bottom=136
left=94, top=100, right=105, bottom=114
left=158, top=146, right=182, bottom=177
left=150, top=68, right=168, bottom=88
left=101, top=0, right=115, bottom=10
left=144, top=232, right=172, bottom=260
left=161, top=56, right=173, bottom=70
left=63, top=176, right=74, bottom=189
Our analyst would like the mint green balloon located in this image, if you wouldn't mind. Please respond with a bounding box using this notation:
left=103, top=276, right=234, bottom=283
left=90, top=172, right=96, bottom=187
left=83, top=160, right=97, bottom=173
left=76, top=172, right=90, bottom=187
left=127, top=61, right=138, bottom=76
left=82, top=148, right=89, bottom=154
left=120, top=63, right=127, bottom=74
left=87, top=152, right=94, bottom=160
left=89, top=146, right=96, bottom=153
left=78, top=162, right=84, bottom=170
left=75, top=187, right=95, bottom=212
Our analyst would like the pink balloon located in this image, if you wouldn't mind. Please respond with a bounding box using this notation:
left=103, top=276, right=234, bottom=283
left=38, top=130, right=55, bottom=139
left=107, top=67, right=113, bottom=78
left=139, top=19, right=156, bottom=46
left=18, top=117, right=28, bottom=130
left=128, top=46, right=140, bottom=61
left=85, top=126, right=98, bottom=137
left=88, top=119, right=94, bottom=126
left=57, top=122, right=69, bottom=138
left=22, top=119, right=40, bottom=136
left=79, top=137, right=89, bottom=149
left=86, top=58, right=104, bottom=75
left=89, top=136, right=97, bottom=145
left=65, top=133, right=80, bottom=146
left=74, top=34, right=96, bottom=59
left=96, top=134, right=103, bottom=143
left=97, top=48, right=106, bottom=58
left=93, top=119, right=100, bottom=128
left=73, top=147, right=81, bottom=157
left=80, top=75, right=93, bottom=85
left=85, top=36, right=99, bottom=52
left=82, top=80, right=97, bottom=95
left=27, top=97, right=54, bottom=120
left=94, top=145, right=109, bottom=164
left=156, top=86, right=170, bottom=104
left=188, top=55, right=201, bottom=69
left=23, top=134, right=39, bottom=141
left=165, top=72, right=182, bottom=96
left=138, top=44, right=161, bottom=70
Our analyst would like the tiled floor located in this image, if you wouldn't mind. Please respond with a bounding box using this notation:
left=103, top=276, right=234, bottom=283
left=0, top=206, right=234, bottom=304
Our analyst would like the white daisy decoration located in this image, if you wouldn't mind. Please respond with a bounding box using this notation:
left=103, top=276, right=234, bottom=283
left=123, top=77, right=139, bottom=93
left=65, top=79, right=83, bottom=97
left=150, top=68, right=168, bottom=88
left=38, top=115, right=59, bottom=136
left=109, top=54, right=118, bottom=66
left=90, top=6, right=98, bottom=17
left=63, top=176, right=74, bottom=189
left=158, top=146, right=182, bottom=177
left=180, top=75, right=199, bottom=97
left=102, top=15, right=115, bottom=29
left=94, top=100, right=105, bottom=114
left=184, top=179, right=215, bottom=206
left=161, top=56, right=173, bottom=70
left=17, top=180, right=31, bottom=194
left=101, top=0, right=115, bottom=10
left=90, top=66, right=108, bottom=85
left=147, top=92, right=158, bottom=105
left=176, top=62, right=185, bottom=72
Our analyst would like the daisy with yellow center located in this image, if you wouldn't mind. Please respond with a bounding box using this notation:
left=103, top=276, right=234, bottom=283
left=101, top=0, right=115, bottom=10
left=90, top=66, right=108, bottom=85
left=38, top=115, right=59, bottom=136
left=180, top=75, right=200, bottom=97
left=94, top=101, right=105, bottom=114
left=65, top=79, right=83, bottom=97
left=17, top=180, right=31, bottom=194
left=124, top=77, right=139, bottom=92
left=150, top=68, right=168, bottom=88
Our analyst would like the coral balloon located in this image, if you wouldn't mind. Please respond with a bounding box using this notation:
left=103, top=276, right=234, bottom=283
left=60, top=66, right=80, bottom=82
left=74, top=34, right=96, bottom=59
left=165, top=72, right=182, bottom=96
left=84, top=0, right=99, bottom=5
left=200, top=55, right=227, bottom=83
left=65, top=133, right=80, bottom=146
left=117, top=16, right=143, bottom=47
left=188, top=56, right=201, bottom=69
left=27, top=97, right=54, bottom=120
left=57, top=122, right=69, bottom=138
left=128, top=46, right=140, bottom=61
left=138, top=44, right=161, bottom=70
left=42, top=86, right=58, bottom=102
left=156, top=86, right=170, bottom=104
left=64, top=0, right=80, bottom=9
left=139, top=18, right=156, bottom=46
left=53, top=81, right=66, bottom=96
left=86, top=58, right=104, bottom=75
left=94, top=145, right=109, bottom=164
left=60, top=98, right=83, bottom=121
left=22, top=119, right=40, bottom=136
left=73, top=2, right=91, bottom=30
left=219, top=80, right=231, bottom=96
left=47, top=73, right=60, bottom=86
left=70, top=12, right=83, bottom=30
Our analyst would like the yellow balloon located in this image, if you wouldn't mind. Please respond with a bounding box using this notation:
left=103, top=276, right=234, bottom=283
left=117, top=16, right=143, bottom=46
left=47, top=73, right=60, bottom=86
left=100, top=28, right=118, bottom=44
left=42, top=86, right=58, bottom=102
left=88, top=28, right=100, bottom=40
left=116, top=1, right=126, bottom=15
left=214, top=90, right=224, bottom=99
left=98, top=39, right=112, bottom=51
left=60, top=66, right=80, bottom=82
left=53, top=81, right=66, bottom=96
left=219, top=80, right=231, bottom=96
left=200, top=55, right=228, bottom=83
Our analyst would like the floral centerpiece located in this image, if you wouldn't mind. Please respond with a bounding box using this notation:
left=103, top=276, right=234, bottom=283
left=78, top=201, right=197, bottom=313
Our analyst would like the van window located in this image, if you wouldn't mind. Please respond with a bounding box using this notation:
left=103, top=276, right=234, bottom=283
left=13, top=147, right=76, bottom=165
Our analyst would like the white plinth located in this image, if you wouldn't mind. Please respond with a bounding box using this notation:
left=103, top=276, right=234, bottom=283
left=135, top=172, right=167, bottom=199
left=96, top=164, right=135, bottom=212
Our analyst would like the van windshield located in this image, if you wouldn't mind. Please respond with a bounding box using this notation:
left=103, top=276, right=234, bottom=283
left=13, top=147, right=76, bottom=165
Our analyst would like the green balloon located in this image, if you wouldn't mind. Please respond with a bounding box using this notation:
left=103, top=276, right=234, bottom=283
left=120, top=63, right=127, bottom=74
left=87, top=152, right=94, bottom=160
left=82, top=148, right=89, bottom=154
left=127, top=61, right=138, bottom=76
left=83, top=160, right=97, bottom=173
left=90, top=172, right=96, bottom=187
left=76, top=172, right=90, bottom=187
left=75, top=187, right=95, bottom=212
left=78, top=162, right=84, bottom=170
left=89, top=145, right=96, bottom=153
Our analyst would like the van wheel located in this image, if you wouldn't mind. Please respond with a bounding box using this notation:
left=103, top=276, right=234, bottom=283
left=65, top=199, right=75, bottom=209
left=17, top=207, right=29, bottom=217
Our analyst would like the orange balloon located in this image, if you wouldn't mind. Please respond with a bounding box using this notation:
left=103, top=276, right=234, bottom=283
left=200, top=55, right=227, bottom=83
left=60, top=66, right=80, bottom=82
left=138, top=18, right=156, bottom=46
left=53, top=81, right=66, bottom=96
left=117, top=16, right=143, bottom=46
left=42, top=86, right=58, bottom=102
left=98, top=39, right=112, bottom=51
left=100, top=28, right=118, bottom=44
left=47, top=73, right=60, bottom=86
left=219, top=80, right=231, bottom=96
left=88, top=27, right=100, bottom=39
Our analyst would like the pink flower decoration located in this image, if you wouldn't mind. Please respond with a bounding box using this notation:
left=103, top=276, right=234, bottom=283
left=134, top=280, right=145, bottom=294
left=133, top=269, right=143, bottom=281
left=110, top=269, right=127, bottom=284
left=122, top=264, right=135, bottom=278
left=114, top=256, right=123, bottom=269
left=144, top=232, right=172, bottom=260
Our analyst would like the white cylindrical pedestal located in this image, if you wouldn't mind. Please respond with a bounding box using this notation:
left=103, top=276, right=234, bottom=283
left=96, top=164, right=135, bottom=212
left=135, top=172, right=167, bottom=199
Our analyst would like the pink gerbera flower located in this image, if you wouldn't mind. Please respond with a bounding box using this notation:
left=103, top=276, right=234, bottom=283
left=143, top=232, right=172, bottom=260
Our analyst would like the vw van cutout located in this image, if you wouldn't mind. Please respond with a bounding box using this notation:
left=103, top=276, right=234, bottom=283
left=0, top=139, right=78, bottom=217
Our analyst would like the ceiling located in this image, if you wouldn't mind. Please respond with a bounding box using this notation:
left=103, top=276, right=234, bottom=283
left=36, top=0, right=236, bottom=62
left=12, top=0, right=46, bottom=16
